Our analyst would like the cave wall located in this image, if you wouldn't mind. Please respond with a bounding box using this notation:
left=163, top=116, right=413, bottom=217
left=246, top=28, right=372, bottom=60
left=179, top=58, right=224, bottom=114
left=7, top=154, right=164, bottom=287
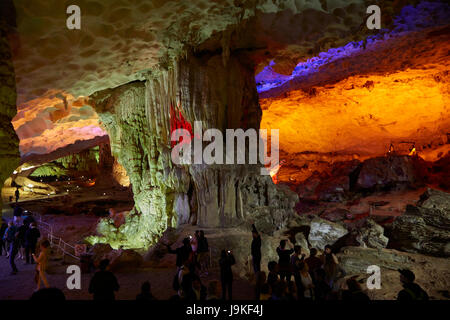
left=0, top=9, right=20, bottom=213
left=90, top=51, right=297, bottom=249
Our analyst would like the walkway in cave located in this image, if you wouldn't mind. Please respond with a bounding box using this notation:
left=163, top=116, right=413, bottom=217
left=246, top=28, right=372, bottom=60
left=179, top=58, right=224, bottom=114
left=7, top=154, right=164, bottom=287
left=0, top=255, right=254, bottom=300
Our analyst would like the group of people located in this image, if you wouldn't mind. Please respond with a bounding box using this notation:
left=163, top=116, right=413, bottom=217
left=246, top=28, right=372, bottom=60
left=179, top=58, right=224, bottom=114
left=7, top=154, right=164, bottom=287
left=2, top=211, right=429, bottom=301
left=250, top=224, right=429, bottom=301
left=1, top=206, right=50, bottom=291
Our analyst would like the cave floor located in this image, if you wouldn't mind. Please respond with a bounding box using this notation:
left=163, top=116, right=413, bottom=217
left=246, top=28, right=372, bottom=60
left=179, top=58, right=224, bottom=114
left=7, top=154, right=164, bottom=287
left=0, top=254, right=254, bottom=300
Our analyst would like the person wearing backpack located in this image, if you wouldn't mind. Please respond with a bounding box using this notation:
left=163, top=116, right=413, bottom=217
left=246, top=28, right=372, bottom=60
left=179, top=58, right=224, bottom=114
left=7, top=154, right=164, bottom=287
left=397, top=269, right=429, bottom=301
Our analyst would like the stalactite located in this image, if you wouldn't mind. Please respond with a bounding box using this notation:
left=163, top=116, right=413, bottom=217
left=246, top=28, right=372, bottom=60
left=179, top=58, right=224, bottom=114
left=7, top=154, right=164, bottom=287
left=89, top=49, right=297, bottom=249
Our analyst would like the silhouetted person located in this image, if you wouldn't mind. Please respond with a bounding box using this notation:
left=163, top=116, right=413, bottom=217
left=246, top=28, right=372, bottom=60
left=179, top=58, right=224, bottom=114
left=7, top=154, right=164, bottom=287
left=4, top=222, right=18, bottom=274
left=260, top=283, right=271, bottom=300
left=219, top=249, right=235, bottom=300
left=322, top=245, right=345, bottom=288
left=267, top=261, right=279, bottom=291
left=16, top=221, right=28, bottom=260
left=397, top=269, right=428, bottom=300
left=290, top=245, right=305, bottom=299
left=0, top=218, right=7, bottom=256
left=305, top=248, right=322, bottom=281
left=342, top=276, right=370, bottom=301
left=88, top=259, right=120, bottom=300
left=166, top=238, right=193, bottom=270
left=33, top=240, right=50, bottom=290
left=251, top=224, right=262, bottom=274
left=277, top=240, right=294, bottom=281
left=197, top=230, right=209, bottom=276
left=299, top=262, right=314, bottom=300
left=206, top=280, right=221, bottom=301
left=15, top=188, right=20, bottom=203
left=286, top=280, right=298, bottom=301
left=254, top=271, right=266, bottom=300
left=13, top=206, right=23, bottom=226
left=23, top=212, right=35, bottom=228
left=191, top=275, right=207, bottom=301
left=270, top=280, right=288, bottom=301
left=314, top=268, right=331, bottom=301
left=25, top=222, right=40, bottom=264
left=136, top=281, right=156, bottom=301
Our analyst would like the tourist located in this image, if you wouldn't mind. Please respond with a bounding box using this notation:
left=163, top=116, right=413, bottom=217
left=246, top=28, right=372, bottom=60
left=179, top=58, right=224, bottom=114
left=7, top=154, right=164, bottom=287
left=276, top=239, right=294, bottom=281
left=342, top=276, right=370, bottom=301
left=286, top=280, right=298, bottom=301
left=267, top=261, right=279, bottom=290
left=259, top=283, right=271, bottom=300
left=136, top=281, right=157, bottom=300
left=397, top=269, right=429, bottom=300
left=166, top=237, right=193, bottom=270
left=88, top=259, right=120, bottom=300
left=174, top=262, right=190, bottom=299
left=16, top=221, right=28, bottom=260
left=15, top=187, right=20, bottom=203
left=299, top=262, right=314, bottom=300
left=25, top=222, right=40, bottom=264
left=290, top=245, right=305, bottom=298
left=3, top=221, right=17, bottom=258
left=314, top=268, right=331, bottom=301
left=197, top=230, right=209, bottom=276
left=250, top=223, right=262, bottom=274
left=13, top=206, right=23, bottom=227
left=191, top=230, right=199, bottom=254
left=305, top=248, right=322, bottom=281
left=206, top=280, right=221, bottom=300
left=0, top=218, right=7, bottom=256
left=270, top=280, right=288, bottom=300
left=23, top=211, right=35, bottom=227
left=322, top=245, right=345, bottom=288
left=190, top=231, right=199, bottom=268
left=254, top=271, right=266, bottom=300
left=5, top=221, right=19, bottom=274
left=33, top=240, right=50, bottom=290
left=191, top=275, right=207, bottom=301
left=219, top=249, right=235, bottom=300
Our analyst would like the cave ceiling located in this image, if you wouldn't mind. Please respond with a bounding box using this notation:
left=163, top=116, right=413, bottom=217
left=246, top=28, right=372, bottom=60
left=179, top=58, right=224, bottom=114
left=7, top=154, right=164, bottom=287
left=5, top=0, right=450, bottom=160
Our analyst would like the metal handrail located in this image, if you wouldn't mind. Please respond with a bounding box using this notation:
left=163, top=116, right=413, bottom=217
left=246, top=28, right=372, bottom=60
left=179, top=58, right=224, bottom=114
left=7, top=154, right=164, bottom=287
left=32, top=213, right=80, bottom=261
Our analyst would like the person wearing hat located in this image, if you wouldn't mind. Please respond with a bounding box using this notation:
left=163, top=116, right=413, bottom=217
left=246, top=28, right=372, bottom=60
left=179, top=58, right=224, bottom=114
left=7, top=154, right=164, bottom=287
left=397, top=269, right=429, bottom=300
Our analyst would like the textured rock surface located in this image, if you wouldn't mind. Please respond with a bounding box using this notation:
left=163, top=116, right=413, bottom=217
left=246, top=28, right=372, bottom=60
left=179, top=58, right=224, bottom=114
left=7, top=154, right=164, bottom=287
left=87, top=51, right=297, bottom=249
left=390, top=188, right=450, bottom=257
left=333, top=218, right=389, bottom=251
left=0, top=9, right=20, bottom=214
left=356, top=155, right=424, bottom=190
left=11, top=0, right=383, bottom=104
left=260, top=22, right=450, bottom=186
left=337, top=246, right=450, bottom=300
left=337, top=246, right=414, bottom=274
left=308, top=217, right=348, bottom=250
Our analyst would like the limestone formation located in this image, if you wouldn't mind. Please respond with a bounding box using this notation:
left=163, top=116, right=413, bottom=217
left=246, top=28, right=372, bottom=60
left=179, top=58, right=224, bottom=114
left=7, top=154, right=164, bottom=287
left=337, top=246, right=414, bottom=275
left=0, top=12, right=20, bottom=213
left=308, top=217, right=348, bottom=250
left=390, top=188, right=450, bottom=257
left=88, top=51, right=298, bottom=249
left=333, top=218, right=389, bottom=251
left=356, top=155, right=425, bottom=190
